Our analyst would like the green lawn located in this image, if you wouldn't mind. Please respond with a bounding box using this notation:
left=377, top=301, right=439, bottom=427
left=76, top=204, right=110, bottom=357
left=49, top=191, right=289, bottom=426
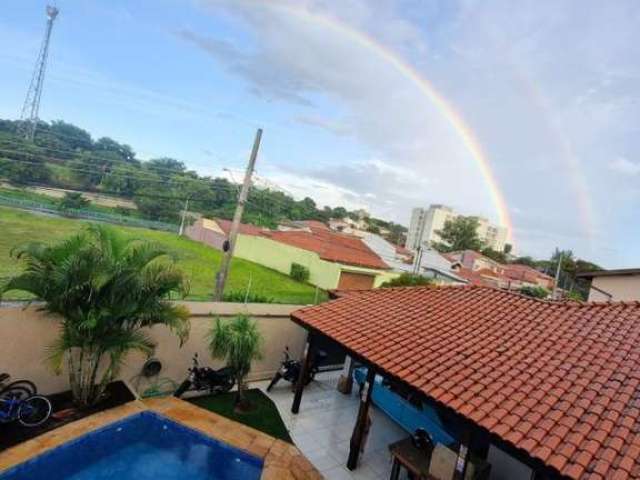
left=0, top=206, right=325, bottom=304
left=188, top=389, right=292, bottom=443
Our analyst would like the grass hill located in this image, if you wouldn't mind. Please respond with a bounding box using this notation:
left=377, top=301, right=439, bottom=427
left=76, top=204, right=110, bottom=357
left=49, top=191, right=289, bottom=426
left=0, top=206, right=324, bottom=304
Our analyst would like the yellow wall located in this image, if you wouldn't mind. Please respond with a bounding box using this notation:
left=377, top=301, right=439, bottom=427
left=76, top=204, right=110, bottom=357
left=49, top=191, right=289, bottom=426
left=235, top=234, right=397, bottom=289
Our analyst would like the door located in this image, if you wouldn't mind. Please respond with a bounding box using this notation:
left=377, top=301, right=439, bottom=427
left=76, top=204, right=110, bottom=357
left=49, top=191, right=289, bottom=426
left=338, top=271, right=376, bottom=290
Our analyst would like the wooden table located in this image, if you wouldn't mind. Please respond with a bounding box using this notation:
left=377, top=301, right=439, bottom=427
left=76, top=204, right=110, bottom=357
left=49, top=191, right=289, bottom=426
left=388, top=437, right=434, bottom=480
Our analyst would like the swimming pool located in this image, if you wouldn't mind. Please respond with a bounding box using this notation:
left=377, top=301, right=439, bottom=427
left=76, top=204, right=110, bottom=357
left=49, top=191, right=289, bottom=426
left=0, top=411, right=263, bottom=480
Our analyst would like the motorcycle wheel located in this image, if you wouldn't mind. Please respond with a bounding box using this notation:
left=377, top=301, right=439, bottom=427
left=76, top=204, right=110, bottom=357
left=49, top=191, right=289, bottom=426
left=173, top=380, right=191, bottom=398
left=266, top=373, right=282, bottom=392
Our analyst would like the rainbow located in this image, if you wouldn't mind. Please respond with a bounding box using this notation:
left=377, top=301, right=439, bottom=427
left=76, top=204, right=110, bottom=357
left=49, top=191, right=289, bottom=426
left=247, top=1, right=515, bottom=244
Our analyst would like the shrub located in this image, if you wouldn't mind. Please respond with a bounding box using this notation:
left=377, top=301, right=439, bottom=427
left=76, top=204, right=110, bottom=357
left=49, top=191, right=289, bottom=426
left=290, top=263, right=310, bottom=282
left=58, top=191, right=90, bottom=211
left=223, top=289, right=274, bottom=303
left=519, top=285, right=549, bottom=299
left=380, top=273, right=434, bottom=288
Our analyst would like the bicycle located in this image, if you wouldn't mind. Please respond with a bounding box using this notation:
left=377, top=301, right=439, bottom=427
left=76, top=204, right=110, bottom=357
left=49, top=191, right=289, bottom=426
left=0, top=389, right=52, bottom=428
left=0, top=373, right=37, bottom=398
left=0, top=374, right=51, bottom=427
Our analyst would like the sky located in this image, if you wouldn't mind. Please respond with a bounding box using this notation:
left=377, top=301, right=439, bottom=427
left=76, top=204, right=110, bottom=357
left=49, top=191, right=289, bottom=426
left=0, top=0, right=638, bottom=267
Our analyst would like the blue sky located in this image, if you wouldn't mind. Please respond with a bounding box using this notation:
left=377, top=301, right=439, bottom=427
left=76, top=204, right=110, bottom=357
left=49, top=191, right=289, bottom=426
left=1, top=0, right=639, bottom=267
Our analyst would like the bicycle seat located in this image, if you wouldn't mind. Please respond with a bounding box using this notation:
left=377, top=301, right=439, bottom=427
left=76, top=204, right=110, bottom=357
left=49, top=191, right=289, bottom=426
left=0, top=373, right=9, bottom=383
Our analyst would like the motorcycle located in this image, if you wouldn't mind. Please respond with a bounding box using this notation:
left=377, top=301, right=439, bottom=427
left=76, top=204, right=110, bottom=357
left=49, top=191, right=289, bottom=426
left=174, top=353, right=235, bottom=397
left=266, top=346, right=328, bottom=391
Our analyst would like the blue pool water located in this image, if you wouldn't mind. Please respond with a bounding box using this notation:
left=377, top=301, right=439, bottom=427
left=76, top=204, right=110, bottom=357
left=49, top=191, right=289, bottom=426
left=0, top=411, right=263, bottom=480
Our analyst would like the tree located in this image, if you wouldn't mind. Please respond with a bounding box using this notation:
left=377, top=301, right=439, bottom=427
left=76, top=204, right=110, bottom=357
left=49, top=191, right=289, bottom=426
left=511, top=256, right=536, bottom=267
left=208, top=315, right=263, bottom=411
left=504, top=243, right=513, bottom=255
left=380, top=273, right=434, bottom=288
left=58, top=192, right=89, bottom=211
left=481, top=247, right=507, bottom=264
left=0, top=225, right=190, bottom=407
left=133, top=185, right=183, bottom=222
left=433, top=216, right=484, bottom=252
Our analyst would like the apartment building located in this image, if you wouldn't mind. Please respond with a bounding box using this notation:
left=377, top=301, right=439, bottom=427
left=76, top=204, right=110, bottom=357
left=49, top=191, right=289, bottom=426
left=405, top=204, right=508, bottom=252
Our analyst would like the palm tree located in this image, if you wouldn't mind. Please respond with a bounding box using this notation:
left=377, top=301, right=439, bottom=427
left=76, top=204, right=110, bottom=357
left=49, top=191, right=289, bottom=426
left=1, top=225, right=190, bottom=407
left=208, top=315, right=263, bottom=411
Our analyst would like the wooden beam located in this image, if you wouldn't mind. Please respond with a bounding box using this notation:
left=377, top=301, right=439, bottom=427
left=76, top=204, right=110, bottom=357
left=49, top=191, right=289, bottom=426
left=291, top=335, right=314, bottom=414
left=347, top=366, right=375, bottom=470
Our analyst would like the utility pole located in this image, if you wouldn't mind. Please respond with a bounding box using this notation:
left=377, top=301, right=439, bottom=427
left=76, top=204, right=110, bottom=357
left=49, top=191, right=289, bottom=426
left=19, top=5, right=59, bottom=141
left=214, top=129, right=262, bottom=301
left=553, top=251, right=563, bottom=299
left=178, top=197, right=190, bottom=236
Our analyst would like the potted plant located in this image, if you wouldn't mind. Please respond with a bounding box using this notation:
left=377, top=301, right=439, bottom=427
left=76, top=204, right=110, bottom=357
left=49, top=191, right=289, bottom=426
left=1, top=224, right=190, bottom=408
left=208, top=315, right=263, bottom=412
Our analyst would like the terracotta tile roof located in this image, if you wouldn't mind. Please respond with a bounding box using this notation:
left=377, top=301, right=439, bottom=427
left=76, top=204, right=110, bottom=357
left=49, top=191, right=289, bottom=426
left=504, top=264, right=554, bottom=282
left=291, top=285, right=640, bottom=479
left=261, top=229, right=389, bottom=270
left=214, top=218, right=265, bottom=236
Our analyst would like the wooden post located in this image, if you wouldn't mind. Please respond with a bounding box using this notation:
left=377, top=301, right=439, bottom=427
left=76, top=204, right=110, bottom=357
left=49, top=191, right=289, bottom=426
left=347, top=366, right=375, bottom=470
left=214, top=129, right=262, bottom=300
left=337, top=355, right=355, bottom=394
left=452, top=429, right=471, bottom=480
left=291, top=335, right=314, bottom=414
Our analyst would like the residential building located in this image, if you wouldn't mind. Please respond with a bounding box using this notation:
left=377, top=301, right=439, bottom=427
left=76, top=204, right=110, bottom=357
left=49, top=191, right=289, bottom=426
left=446, top=249, right=554, bottom=291
left=405, top=204, right=509, bottom=252
left=187, top=218, right=396, bottom=290
left=576, top=268, right=640, bottom=301
left=290, top=285, right=640, bottom=479
left=184, top=217, right=265, bottom=250
left=361, top=233, right=466, bottom=284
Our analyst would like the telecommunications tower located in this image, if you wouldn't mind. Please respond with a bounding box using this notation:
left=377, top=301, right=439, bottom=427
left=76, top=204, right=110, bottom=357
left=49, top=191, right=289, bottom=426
left=18, top=5, right=59, bottom=141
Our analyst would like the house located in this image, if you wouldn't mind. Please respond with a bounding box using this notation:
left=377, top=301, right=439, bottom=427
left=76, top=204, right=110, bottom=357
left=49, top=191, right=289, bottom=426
left=361, top=233, right=466, bottom=284
left=576, top=268, right=640, bottom=301
left=186, top=217, right=396, bottom=290
left=184, top=217, right=265, bottom=250
left=289, top=285, right=640, bottom=479
left=235, top=221, right=396, bottom=290
left=446, top=250, right=554, bottom=291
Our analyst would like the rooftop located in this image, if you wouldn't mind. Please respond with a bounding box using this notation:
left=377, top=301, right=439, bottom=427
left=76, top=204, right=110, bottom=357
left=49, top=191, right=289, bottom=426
left=576, top=268, right=640, bottom=279
left=292, top=285, right=640, bottom=479
left=261, top=226, right=389, bottom=270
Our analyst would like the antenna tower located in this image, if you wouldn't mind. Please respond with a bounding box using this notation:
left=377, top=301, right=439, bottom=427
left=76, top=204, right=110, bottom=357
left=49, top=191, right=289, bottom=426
left=18, top=5, right=59, bottom=141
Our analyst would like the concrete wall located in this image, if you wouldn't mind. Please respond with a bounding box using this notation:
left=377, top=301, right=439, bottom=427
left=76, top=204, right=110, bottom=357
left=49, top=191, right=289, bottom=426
left=0, top=302, right=308, bottom=396
left=235, top=234, right=397, bottom=290
left=589, top=275, right=640, bottom=301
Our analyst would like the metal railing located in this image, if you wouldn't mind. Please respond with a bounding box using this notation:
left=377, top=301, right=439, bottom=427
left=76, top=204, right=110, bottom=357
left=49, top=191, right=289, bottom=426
left=0, top=195, right=178, bottom=232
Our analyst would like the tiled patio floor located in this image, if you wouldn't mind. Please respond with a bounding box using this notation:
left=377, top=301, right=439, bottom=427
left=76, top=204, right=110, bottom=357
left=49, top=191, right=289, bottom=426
left=253, top=371, right=408, bottom=480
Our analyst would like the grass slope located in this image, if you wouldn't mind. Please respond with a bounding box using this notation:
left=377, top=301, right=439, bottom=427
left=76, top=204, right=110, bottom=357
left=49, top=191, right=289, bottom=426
left=0, top=206, right=324, bottom=304
left=188, top=389, right=292, bottom=443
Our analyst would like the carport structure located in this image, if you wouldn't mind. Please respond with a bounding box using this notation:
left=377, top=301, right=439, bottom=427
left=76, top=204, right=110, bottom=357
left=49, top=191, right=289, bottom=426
left=287, top=285, right=640, bottom=479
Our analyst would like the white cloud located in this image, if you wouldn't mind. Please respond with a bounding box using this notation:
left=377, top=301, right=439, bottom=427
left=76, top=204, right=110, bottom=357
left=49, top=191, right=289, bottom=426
left=609, top=157, right=640, bottom=176
left=182, top=0, right=640, bottom=264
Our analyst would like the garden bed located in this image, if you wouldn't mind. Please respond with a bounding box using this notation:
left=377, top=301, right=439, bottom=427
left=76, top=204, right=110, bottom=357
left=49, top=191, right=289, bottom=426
left=0, top=381, right=135, bottom=451
left=187, top=388, right=292, bottom=443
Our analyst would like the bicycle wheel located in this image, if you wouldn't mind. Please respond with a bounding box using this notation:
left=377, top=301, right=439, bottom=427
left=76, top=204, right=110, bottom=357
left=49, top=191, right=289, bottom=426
left=0, top=385, right=31, bottom=401
left=18, top=395, right=52, bottom=427
left=1, top=380, right=37, bottom=396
